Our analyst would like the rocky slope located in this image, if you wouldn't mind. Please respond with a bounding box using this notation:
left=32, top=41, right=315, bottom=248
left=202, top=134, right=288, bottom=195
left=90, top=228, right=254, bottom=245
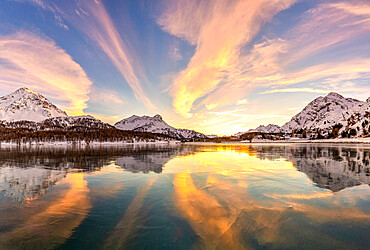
left=115, top=114, right=208, bottom=139
left=0, top=87, right=67, bottom=122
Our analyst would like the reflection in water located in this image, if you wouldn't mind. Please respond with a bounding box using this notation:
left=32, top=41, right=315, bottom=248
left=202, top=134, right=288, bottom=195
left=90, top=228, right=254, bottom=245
left=0, top=173, right=90, bottom=249
left=103, top=177, right=157, bottom=249
left=169, top=147, right=370, bottom=249
left=115, top=146, right=197, bottom=173
left=0, top=145, right=199, bottom=202
left=246, top=144, right=370, bottom=191
left=0, top=144, right=369, bottom=249
left=0, top=167, right=66, bottom=203
left=173, top=173, right=246, bottom=249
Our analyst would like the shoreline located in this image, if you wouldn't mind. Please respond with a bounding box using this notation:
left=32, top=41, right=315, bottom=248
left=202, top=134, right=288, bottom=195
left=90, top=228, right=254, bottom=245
left=0, top=140, right=181, bottom=147
left=186, top=138, right=370, bottom=144
left=1, top=138, right=369, bottom=147
left=240, top=138, right=370, bottom=144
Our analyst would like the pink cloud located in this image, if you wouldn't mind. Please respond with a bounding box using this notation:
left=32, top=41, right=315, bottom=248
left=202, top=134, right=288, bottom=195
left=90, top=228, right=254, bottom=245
left=0, top=32, right=92, bottom=115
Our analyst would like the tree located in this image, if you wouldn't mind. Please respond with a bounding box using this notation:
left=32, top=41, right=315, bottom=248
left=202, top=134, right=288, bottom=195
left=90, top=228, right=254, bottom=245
left=349, top=128, right=357, bottom=137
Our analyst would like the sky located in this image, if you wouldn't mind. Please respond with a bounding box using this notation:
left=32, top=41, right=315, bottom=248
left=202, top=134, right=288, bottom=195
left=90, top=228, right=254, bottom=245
left=0, top=0, right=369, bottom=135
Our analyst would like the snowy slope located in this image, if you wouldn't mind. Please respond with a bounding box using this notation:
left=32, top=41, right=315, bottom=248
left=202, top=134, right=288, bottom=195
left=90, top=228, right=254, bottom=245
left=115, top=114, right=207, bottom=139
left=249, top=124, right=282, bottom=133
left=0, top=87, right=67, bottom=122
left=43, top=115, right=113, bottom=130
left=0, top=115, right=113, bottom=132
left=281, top=92, right=362, bottom=132
left=242, top=92, right=370, bottom=138
left=342, top=97, right=370, bottom=136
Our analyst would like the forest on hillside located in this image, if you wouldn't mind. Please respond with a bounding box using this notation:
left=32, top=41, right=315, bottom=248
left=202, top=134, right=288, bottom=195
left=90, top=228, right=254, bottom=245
left=0, top=127, right=171, bottom=144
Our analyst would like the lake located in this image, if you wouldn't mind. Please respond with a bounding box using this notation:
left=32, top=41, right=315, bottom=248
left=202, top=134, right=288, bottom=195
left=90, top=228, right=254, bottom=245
left=0, top=143, right=369, bottom=249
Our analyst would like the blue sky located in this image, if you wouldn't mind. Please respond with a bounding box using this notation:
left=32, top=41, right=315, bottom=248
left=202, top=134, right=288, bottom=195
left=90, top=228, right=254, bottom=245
left=0, top=0, right=369, bottom=135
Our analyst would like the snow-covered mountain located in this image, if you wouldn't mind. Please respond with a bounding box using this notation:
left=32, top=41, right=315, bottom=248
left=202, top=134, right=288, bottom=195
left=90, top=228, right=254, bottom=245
left=115, top=114, right=208, bottom=139
left=281, top=92, right=365, bottom=132
left=249, top=124, right=282, bottom=133
left=0, top=87, right=67, bottom=122
left=245, top=92, right=370, bottom=138
left=0, top=115, right=113, bottom=132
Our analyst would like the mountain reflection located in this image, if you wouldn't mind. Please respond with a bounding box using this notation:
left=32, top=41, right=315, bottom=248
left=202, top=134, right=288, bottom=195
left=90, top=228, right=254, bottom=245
left=0, top=145, right=198, bottom=202
left=1, top=144, right=369, bottom=204
left=245, top=144, right=370, bottom=192
left=114, top=145, right=198, bottom=173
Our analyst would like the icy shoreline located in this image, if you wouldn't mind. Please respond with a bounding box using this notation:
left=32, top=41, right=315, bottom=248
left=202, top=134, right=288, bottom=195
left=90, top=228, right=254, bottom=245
left=0, top=140, right=181, bottom=147
left=240, top=138, right=370, bottom=144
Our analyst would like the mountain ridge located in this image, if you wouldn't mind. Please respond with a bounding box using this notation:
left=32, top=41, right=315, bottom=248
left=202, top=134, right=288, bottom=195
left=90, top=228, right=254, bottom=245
left=114, top=114, right=208, bottom=139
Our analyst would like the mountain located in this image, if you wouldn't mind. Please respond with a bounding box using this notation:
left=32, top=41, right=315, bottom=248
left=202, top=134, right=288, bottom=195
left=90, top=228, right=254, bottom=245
left=0, top=87, right=68, bottom=122
left=281, top=92, right=364, bottom=132
left=114, top=114, right=208, bottom=139
left=245, top=92, right=370, bottom=138
left=248, top=124, right=282, bottom=133
left=0, top=115, right=113, bottom=132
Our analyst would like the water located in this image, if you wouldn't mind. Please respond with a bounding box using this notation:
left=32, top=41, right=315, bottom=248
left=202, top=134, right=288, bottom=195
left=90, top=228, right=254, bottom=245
left=0, top=143, right=369, bottom=249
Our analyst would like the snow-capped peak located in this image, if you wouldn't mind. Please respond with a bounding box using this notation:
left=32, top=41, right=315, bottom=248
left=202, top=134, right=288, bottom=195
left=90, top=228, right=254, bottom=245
left=249, top=124, right=282, bottom=133
left=153, top=114, right=163, bottom=120
left=115, top=114, right=207, bottom=139
left=0, top=87, right=68, bottom=122
left=326, top=92, right=344, bottom=99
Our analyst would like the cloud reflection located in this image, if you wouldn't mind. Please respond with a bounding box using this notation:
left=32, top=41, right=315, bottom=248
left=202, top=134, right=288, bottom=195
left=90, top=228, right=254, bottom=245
left=0, top=173, right=91, bottom=249
left=169, top=145, right=370, bottom=248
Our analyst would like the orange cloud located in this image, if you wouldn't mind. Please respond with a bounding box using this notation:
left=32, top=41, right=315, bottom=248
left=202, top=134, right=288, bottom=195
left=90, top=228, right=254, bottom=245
left=158, top=0, right=297, bottom=117
left=0, top=32, right=92, bottom=115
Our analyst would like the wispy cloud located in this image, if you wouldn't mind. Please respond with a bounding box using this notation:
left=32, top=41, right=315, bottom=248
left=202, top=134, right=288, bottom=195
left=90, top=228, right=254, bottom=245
left=329, top=1, right=370, bottom=16
left=157, top=0, right=297, bottom=117
left=89, top=87, right=124, bottom=106
left=14, top=0, right=69, bottom=29
left=0, top=32, right=92, bottom=115
left=30, top=0, right=155, bottom=110
left=262, top=88, right=330, bottom=94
